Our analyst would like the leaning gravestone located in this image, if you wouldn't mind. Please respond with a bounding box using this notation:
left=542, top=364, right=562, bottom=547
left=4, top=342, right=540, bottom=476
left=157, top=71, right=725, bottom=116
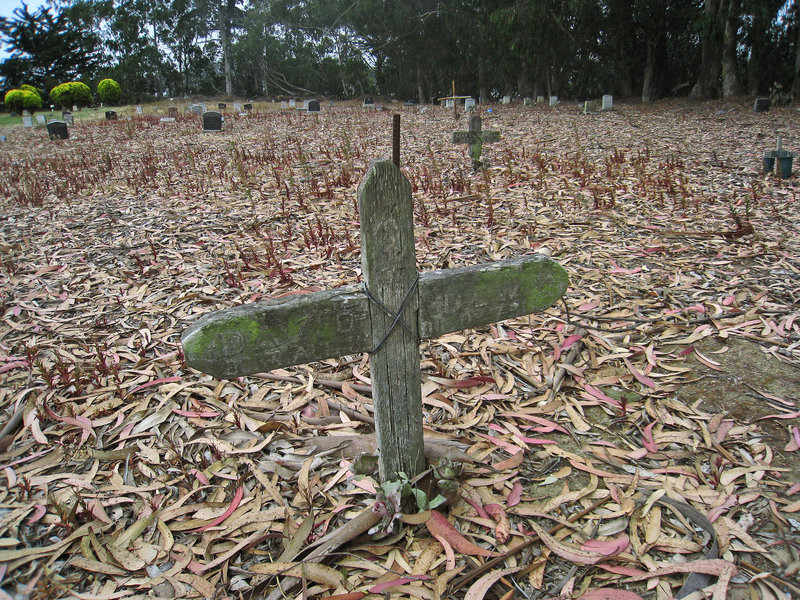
left=202, top=111, right=223, bottom=131
left=105, top=111, right=118, bottom=121
left=602, top=95, right=613, bottom=110
left=22, top=116, right=33, bottom=128
left=754, top=98, right=770, bottom=113
left=47, top=121, right=68, bottom=140
left=181, top=159, right=567, bottom=481
left=452, top=115, right=501, bottom=171
left=307, top=100, right=321, bottom=112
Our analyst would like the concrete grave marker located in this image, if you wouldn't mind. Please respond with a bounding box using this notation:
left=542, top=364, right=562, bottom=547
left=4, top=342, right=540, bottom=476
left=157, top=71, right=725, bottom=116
left=288, top=99, right=296, bottom=108
left=168, top=106, right=179, bottom=118
left=307, top=100, right=320, bottom=112
left=754, top=97, right=770, bottom=113
left=243, top=103, right=252, bottom=112
left=451, top=115, right=501, bottom=170
left=181, top=159, right=567, bottom=481
left=218, top=103, right=226, bottom=110
left=136, top=105, right=143, bottom=115
left=281, top=101, right=288, bottom=109
left=549, top=96, right=559, bottom=106
left=363, top=96, right=375, bottom=108
left=105, top=110, right=118, bottom=121
left=36, top=114, right=47, bottom=126
left=72, top=105, right=77, bottom=112
left=190, top=104, right=203, bottom=115
left=22, top=116, right=33, bottom=128
left=47, top=121, right=68, bottom=139
left=524, top=97, right=532, bottom=106
left=501, top=95, right=511, bottom=104
left=62, top=111, right=73, bottom=125
left=160, top=117, right=176, bottom=123
left=445, top=98, right=455, bottom=108
left=602, top=95, right=613, bottom=110
left=233, top=102, right=242, bottom=112
left=202, top=111, right=223, bottom=131
left=536, top=96, right=545, bottom=103
left=464, top=98, right=476, bottom=111
left=583, top=100, right=600, bottom=114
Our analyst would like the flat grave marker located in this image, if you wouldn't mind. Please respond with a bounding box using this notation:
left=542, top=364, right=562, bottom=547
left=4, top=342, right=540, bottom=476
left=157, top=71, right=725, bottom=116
left=202, top=111, right=223, bottom=131
left=754, top=97, right=771, bottom=113
left=451, top=115, right=501, bottom=171
left=47, top=121, right=68, bottom=140
left=182, top=159, right=568, bottom=482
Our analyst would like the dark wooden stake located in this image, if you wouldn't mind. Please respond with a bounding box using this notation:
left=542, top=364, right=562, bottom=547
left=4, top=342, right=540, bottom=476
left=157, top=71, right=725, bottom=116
left=392, top=114, right=401, bottom=167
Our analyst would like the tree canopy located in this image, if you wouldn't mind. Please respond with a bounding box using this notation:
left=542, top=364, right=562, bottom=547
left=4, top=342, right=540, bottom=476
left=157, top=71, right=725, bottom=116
left=1, top=0, right=799, bottom=104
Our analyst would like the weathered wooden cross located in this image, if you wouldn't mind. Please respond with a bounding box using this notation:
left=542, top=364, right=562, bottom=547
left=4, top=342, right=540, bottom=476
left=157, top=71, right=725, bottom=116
left=181, top=159, right=567, bottom=482
left=452, top=115, right=500, bottom=170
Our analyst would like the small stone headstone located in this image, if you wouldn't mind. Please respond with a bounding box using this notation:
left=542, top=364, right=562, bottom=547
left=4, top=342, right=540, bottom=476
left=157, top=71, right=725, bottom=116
left=62, top=111, right=73, bottom=125
left=202, top=111, right=223, bottom=131
left=72, top=105, right=78, bottom=112
left=233, top=102, right=242, bottom=112
left=549, top=96, right=559, bottom=106
left=36, top=114, right=47, bottom=126
left=329, top=100, right=334, bottom=108
left=160, top=117, right=176, bottom=123
left=168, top=106, right=179, bottom=118
left=445, top=98, right=455, bottom=109
left=523, top=97, right=532, bottom=107
left=583, top=100, right=600, bottom=114
left=307, top=100, right=320, bottom=112
left=243, top=103, right=252, bottom=112
left=288, top=99, right=296, bottom=108
left=501, top=96, right=511, bottom=104
left=281, top=101, right=288, bottom=109
left=190, top=104, right=203, bottom=115
left=464, top=98, right=476, bottom=111
left=218, top=102, right=226, bottom=110
left=106, top=110, right=118, bottom=121
left=300, top=100, right=309, bottom=110
left=136, top=106, right=143, bottom=115
left=22, top=109, right=30, bottom=116
left=47, top=120, right=68, bottom=139
left=754, top=97, right=770, bottom=113
left=536, top=96, right=545, bottom=103
left=363, top=96, right=374, bottom=107
left=602, top=95, right=613, bottom=110
left=22, top=116, right=33, bottom=128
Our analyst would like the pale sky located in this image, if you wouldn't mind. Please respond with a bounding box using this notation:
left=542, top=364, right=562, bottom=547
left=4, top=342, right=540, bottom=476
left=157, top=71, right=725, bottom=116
left=0, top=0, right=47, bottom=60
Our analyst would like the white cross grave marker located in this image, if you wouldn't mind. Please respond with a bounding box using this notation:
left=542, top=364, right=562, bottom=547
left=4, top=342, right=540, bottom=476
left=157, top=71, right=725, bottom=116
left=181, top=160, right=567, bottom=481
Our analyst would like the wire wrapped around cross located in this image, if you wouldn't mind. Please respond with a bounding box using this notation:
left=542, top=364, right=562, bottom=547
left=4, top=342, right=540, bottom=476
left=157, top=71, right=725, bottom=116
left=362, top=274, right=420, bottom=353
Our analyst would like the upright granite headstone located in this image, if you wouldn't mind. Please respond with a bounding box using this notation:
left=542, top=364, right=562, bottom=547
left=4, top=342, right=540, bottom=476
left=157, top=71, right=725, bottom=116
left=218, top=103, right=226, bottom=110
left=233, top=102, right=242, bottom=112
left=307, top=100, right=321, bottom=112
left=288, top=99, right=296, bottom=108
left=464, top=98, right=476, bottom=111
left=22, top=116, right=33, bottom=128
left=754, top=98, right=771, bottom=113
left=202, top=111, right=223, bottom=131
left=47, top=121, right=69, bottom=140
left=62, top=111, right=73, bottom=125
left=136, top=105, right=143, bottom=115
left=602, top=95, right=613, bottom=110
left=181, top=159, right=568, bottom=482
left=105, top=110, right=118, bottom=121
left=36, top=114, right=47, bottom=126
left=243, top=103, right=252, bottom=112
left=190, top=104, right=203, bottom=116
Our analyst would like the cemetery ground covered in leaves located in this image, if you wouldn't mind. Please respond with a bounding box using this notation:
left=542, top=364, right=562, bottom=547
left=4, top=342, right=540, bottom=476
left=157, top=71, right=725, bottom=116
left=0, top=98, right=799, bottom=600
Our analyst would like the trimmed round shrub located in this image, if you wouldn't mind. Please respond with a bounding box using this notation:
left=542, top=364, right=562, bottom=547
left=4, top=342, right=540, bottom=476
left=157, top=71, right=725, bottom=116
left=21, top=90, right=42, bottom=112
left=4, top=89, right=25, bottom=113
left=50, top=81, right=93, bottom=108
left=96, top=78, right=121, bottom=105
left=19, top=84, right=42, bottom=99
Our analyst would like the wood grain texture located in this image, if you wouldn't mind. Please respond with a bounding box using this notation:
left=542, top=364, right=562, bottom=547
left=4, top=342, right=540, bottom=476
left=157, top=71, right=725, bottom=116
left=358, top=158, right=426, bottom=481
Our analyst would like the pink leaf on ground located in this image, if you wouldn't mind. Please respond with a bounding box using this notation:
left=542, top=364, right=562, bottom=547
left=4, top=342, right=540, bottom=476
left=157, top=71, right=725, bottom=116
left=623, top=357, right=656, bottom=388
left=580, top=534, right=630, bottom=556
left=426, top=510, right=495, bottom=557
left=190, top=485, right=243, bottom=533
left=579, top=589, right=644, bottom=600
left=642, top=421, right=658, bottom=452
left=507, top=481, right=523, bottom=507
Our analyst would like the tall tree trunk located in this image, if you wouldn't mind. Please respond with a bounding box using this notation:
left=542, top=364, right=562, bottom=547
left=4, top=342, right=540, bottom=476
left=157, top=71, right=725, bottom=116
left=690, top=0, right=724, bottom=98
left=721, top=0, right=740, bottom=97
left=793, top=9, right=800, bottom=99
left=641, top=38, right=655, bottom=103
left=416, top=66, right=425, bottom=104
left=219, top=0, right=234, bottom=96
left=747, top=7, right=764, bottom=96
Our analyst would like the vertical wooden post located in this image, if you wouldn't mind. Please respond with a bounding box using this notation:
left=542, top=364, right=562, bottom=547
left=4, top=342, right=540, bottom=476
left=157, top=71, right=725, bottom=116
left=392, top=114, right=401, bottom=167
left=358, top=159, right=425, bottom=481
left=452, top=80, right=458, bottom=119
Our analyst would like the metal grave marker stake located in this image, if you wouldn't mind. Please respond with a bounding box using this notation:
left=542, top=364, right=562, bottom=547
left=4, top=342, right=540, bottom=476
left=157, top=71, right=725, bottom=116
left=181, top=160, right=567, bottom=481
left=451, top=115, right=501, bottom=171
